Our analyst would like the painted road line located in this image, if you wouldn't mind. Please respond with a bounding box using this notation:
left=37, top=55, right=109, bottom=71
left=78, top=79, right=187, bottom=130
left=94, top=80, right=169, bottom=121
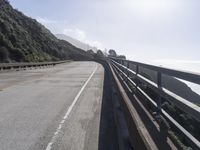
left=45, top=64, right=98, bottom=150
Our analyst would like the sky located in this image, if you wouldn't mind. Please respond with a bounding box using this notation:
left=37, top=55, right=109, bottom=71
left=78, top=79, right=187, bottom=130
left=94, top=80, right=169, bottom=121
left=9, top=0, right=200, bottom=70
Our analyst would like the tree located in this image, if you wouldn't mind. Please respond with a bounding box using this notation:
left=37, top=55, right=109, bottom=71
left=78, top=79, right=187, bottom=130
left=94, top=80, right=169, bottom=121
left=87, top=49, right=94, bottom=55
left=117, top=55, right=126, bottom=60
left=108, top=49, right=117, bottom=57
left=96, top=49, right=104, bottom=57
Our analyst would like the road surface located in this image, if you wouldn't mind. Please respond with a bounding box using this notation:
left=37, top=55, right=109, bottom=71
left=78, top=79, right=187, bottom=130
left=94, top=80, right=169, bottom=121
left=0, top=61, right=116, bottom=150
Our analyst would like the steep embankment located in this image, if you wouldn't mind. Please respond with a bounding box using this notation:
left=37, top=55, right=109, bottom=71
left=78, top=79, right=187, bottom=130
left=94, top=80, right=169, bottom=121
left=0, top=0, right=92, bottom=62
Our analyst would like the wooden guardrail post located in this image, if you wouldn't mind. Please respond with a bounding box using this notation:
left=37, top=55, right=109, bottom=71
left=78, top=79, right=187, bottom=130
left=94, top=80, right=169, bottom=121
left=126, top=61, right=130, bottom=82
left=122, top=60, right=125, bottom=79
left=135, top=65, right=139, bottom=91
left=157, top=72, right=162, bottom=114
left=119, top=60, right=123, bottom=78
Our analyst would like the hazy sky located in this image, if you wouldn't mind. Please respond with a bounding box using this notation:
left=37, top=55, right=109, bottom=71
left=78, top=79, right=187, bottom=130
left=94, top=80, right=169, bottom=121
left=9, top=0, right=200, bottom=65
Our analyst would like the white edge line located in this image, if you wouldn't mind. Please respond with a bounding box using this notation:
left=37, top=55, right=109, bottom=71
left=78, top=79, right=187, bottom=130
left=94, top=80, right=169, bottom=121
left=45, top=64, right=98, bottom=150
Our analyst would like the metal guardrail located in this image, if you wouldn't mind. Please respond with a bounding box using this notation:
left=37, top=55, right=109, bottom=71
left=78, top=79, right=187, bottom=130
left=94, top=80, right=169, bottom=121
left=109, top=57, right=200, bottom=149
left=0, top=60, right=71, bottom=71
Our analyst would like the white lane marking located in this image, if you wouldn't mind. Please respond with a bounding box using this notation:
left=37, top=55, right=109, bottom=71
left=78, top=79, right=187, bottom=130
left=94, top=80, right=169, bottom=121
left=45, top=64, right=98, bottom=150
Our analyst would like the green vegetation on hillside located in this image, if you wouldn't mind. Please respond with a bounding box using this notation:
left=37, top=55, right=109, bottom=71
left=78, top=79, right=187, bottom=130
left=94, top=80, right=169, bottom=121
left=0, top=0, right=92, bottom=62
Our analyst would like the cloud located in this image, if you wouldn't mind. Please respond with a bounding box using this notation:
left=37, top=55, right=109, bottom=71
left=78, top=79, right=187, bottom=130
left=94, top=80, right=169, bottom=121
left=36, top=17, right=68, bottom=27
left=63, top=28, right=86, bottom=41
left=63, top=28, right=103, bottom=49
left=86, top=40, right=102, bottom=49
left=35, top=16, right=70, bottom=34
left=36, top=16, right=58, bottom=25
left=35, top=17, right=104, bottom=49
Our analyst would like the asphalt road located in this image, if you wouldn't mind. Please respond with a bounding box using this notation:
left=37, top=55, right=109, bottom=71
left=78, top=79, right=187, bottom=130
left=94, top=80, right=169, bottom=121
left=0, top=61, right=108, bottom=150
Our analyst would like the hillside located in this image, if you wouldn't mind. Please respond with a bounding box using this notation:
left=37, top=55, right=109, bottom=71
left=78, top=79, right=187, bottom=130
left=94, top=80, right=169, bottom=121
left=0, top=0, right=92, bottom=62
left=56, top=34, right=98, bottom=52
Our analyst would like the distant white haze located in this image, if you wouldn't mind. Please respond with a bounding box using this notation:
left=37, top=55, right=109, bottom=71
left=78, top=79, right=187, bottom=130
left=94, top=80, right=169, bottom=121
left=9, top=0, right=200, bottom=94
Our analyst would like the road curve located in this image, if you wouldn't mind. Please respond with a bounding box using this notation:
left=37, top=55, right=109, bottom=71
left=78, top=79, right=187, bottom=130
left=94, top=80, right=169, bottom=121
left=0, top=61, right=105, bottom=150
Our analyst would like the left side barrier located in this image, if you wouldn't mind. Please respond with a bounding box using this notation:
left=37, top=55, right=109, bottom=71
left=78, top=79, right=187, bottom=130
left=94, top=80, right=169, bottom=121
left=0, top=60, right=71, bottom=72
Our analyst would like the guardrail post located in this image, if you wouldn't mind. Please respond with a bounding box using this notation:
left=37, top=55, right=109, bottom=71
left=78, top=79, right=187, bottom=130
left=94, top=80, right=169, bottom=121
left=120, top=60, right=125, bottom=80
left=157, top=72, right=162, bottom=114
left=126, top=61, right=130, bottom=81
left=135, top=65, right=139, bottom=91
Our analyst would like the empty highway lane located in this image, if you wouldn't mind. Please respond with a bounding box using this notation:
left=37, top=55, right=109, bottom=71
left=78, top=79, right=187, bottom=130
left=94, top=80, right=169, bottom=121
left=0, top=61, right=109, bottom=150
